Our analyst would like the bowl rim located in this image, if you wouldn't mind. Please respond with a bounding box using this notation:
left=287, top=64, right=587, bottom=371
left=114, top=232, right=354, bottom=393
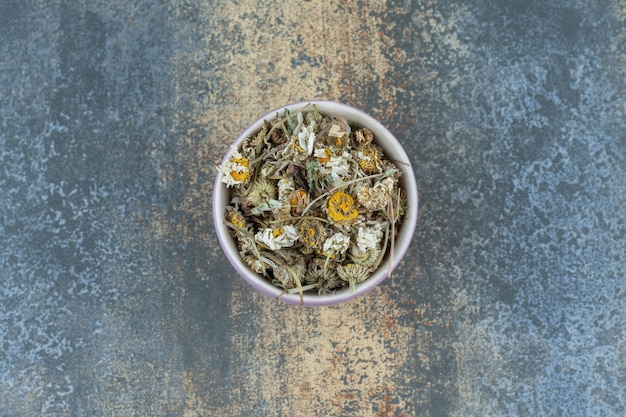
left=213, top=100, right=418, bottom=306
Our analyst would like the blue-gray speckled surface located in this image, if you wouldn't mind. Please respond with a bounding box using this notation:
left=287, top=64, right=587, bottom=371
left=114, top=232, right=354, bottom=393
left=1, top=0, right=624, bottom=416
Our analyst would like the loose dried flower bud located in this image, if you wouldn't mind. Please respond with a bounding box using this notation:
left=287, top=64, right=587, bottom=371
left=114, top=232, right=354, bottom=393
left=353, top=128, right=374, bottom=148
left=349, top=244, right=382, bottom=269
left=355, top=223, right=384, bottom=252
left=274, top=262, right=306, bottom=290
left=245, top=178, right=277, bottom=209
left=298, top=219, right=327, bottom=249
left=355, top=178, right=396, bottom=212
left=356, top=144, right=382, bottom=174
left=226, top=210, right=247, bottom=228
left=327, top=191, right=359, bottom=224
left=305, top=110, right=322, bottom=126
left=243, top=255, right=268, bottom=274
left=322, top=232, right=351, bottom=255
left=255, top=225, right=298, bottom=250
left=337, top=263, right=371, bottom=292
left=220, top=150, right=250, bottom=187
left=288, top=189, right=310, bottom=214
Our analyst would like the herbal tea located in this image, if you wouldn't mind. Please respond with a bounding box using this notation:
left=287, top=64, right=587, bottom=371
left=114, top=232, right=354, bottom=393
left=220, top=105, right=407, bottom=302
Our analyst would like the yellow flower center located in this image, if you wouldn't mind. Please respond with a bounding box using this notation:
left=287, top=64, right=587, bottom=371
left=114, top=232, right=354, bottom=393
left=357, top=145, right=380, bottom=174
left=327, top=191, right=358, bottom=222
left=298, top=219, right=326, bottom=248
left=231, top=170, right=249, bottom=181
left=227, top=211, right=246, bottom=228
left=316, top=148, right=332, bottom=164
left=229, top=157, right=249, bottom=182
left=272, top=227, right=284, bottom=238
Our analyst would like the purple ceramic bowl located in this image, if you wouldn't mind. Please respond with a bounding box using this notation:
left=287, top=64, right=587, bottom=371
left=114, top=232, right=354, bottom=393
left=213, top=101, right=418, bottom=306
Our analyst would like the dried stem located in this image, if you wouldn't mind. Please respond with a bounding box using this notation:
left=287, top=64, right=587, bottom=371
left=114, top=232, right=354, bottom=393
left=223, top=220, right=266, bottom=276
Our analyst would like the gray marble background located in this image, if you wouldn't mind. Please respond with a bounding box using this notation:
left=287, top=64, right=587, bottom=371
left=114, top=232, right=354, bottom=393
left=1, top=0, right=624, bottom=416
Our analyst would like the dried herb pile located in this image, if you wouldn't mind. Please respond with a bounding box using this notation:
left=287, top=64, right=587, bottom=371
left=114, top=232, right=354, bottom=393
left=220, top=106, right=407, bottom=302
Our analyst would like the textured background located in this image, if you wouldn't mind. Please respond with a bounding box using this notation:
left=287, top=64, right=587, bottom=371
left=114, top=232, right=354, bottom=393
left=1, top=0, right=625, bottom=416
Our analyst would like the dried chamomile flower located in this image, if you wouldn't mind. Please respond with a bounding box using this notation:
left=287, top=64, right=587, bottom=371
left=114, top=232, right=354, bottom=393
left=327, top=191, right=359, bottom=225
left=356, top=177, right=396, bottom=212
left=355, top=222, right=384, bottom=252
left=316, top=151, right=352, bottom=186
left=255, top=226, right=299, bottom=250
left=303, top=258, right=329, bottom=285
left=288, top=189, right=310, bottom=215
left=322, top=117, right=351, bottom=148
left=272, top=199, right=293, bottom=222
left=274, top=261, right=306, bottom=290
left=242, top=124, right=267, bottom=158
left=298, top=219, right=327, bottom=249
left=304, top=258, right=343, bottom=292
left=305, top=110, right=323, bottom=126
left=220, top=149, right=250, bottom=187
left=314, top=146, right=332, bottom=164
left=353, top=127, right=373, bottom=148
left=337, top=263, right=371, bottom=292
left=322, top=232, right=351, bottom=255
left=378, top=176, right=397, bottom=197
left=243, top=255, right=271, bottom=275
left=349, top=244, right=382, bottom=269
left=226, top=209, right=247, bottom=229
left=294, top=112, right=317, bottom=156
left=322, top=273, right=345, bottom=292
left=244, top=178, right=277, bottom=210
left=356, top=144, right=383, bottom=174
left=277, top=177, right=296, bottom=200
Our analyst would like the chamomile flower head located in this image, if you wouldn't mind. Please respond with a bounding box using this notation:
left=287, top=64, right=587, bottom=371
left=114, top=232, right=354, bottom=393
left=355, top=178, right=396, bottom=212
left=226, top=210, right=247, bottom=229
left=314, top=146, right=332, bottom=164
left=220, top=149, right=250, bottom=187
left=294, top=112, right=317, bottom=156
left=242, top=124, right=267, bottom=158
left=321, top=117, right=351, bottom=148
left=356, top=144, right=383, bottom=174
left=337, top=263, right=371, bottom=292
left=355, top=222, right=384, bottom=252
left=322, top=232, right=351, bottom=255
left=298, top=219, right=327, bottom=249
left=327, top=191, right=359, bottom=224
left=315, top=151, right=352, bottom=186
left=277, top=177, right=296, bottom=200
left=305, top=110, right=323, bottom=126
left=349, top=244, right=382, bottom=269
left=273, top=261, right=306, bottom=290
left=271, top=199, right=293, bottom=222
left=244, top=178, right=277, bottom=209
left=305, top=257, right=343, bottom=291
left=353, top=127, right=374, bottom=148
left=242, top=255, right=270, bottom=274
left=255, top=225, right=299, bottom=250
left=288, top=189, right=310, bottom=215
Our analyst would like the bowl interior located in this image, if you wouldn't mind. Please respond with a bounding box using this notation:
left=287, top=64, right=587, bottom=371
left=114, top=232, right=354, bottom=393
left=213, top=101, right=418, bottom=306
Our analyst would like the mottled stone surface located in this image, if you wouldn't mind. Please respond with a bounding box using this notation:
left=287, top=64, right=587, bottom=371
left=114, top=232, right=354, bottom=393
left=1, top=0, right=624, bottom=416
